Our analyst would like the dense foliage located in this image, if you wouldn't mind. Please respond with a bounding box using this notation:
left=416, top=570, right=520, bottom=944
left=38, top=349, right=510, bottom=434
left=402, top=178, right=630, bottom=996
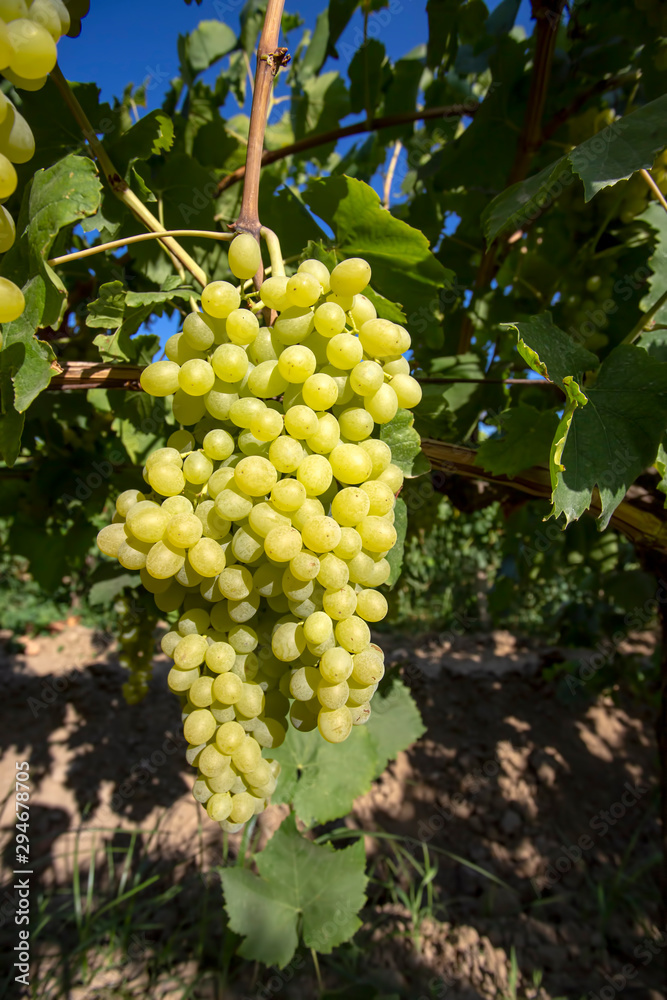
left=0, top=0, right=666, bottom=968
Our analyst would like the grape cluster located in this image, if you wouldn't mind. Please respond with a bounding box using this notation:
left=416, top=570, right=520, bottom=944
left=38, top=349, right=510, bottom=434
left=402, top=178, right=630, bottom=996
left=0, top=0, right=73, bottom=324
left=97, top=234, right=421, bottom=832
left=115, top=594, right=159, bottom=705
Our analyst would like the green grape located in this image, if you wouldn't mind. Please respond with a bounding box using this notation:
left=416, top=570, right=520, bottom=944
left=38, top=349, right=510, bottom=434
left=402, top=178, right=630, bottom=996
left=320, top=646, right=353, bottom=683
left=215, top=486, right=254, bottom=521
left=7, top=18, right=56, bottom=77
left=248, top=359, right=288, bottom=397
left=173, top=389, right=207, bottom=425
left=117, top=537, right=152, bottom=570
left=226, top=308, right=259, bottom=346
left=115, top=488, right=147, bottom=517
left=259, top=275, right=290, bottom=311
left=148, top=464, right=186, bottom=497
left=298, top=258, right=331, bottom=293
left=352, top=648, right=385, bottom=684
left=313, top=301, right=346, bottom=338
left=0, top=204, right=15, bottom=252
left=166, top=513, right=203, bottom=548
left=183, top=708, right=217, bottom=744
left=264, top=524, right=303, bottom=561
left=231, top=735, right=262, bottom=773
left=229, top=791, right=258, bottom=823
left=302, top=372, right=338, bottom=409
left=0, top=21, right=12, bottom=70
left=274, top=306, right=315, bottom=346
left=359, top=318, right=410, bottom=358
left=301, top=515, right=341, bottom=553
left=272, top=620, right=306, bottom=661
left=189, top=537, right=226, bottom=577
left=201, top=280, right=241, bottom=318
left=236, top=681, right=265, bottom=718
left=28, top=0, right=68, bottom=39
left=146, top=539, right=186, bottom=579
left=318, top=706, right=353, bottom=743
left=296, top=454, right=333, bottom=496
left=350, top=360, right=384, bottom=396
left=96, top=522, right=127, bottom=558
left=338, top=407, right=374, bottom=442
left=230, top=396, right=266, bottom=429
left=0, top=1, right=28, bottom=21
left=231, top=525, right=264, bottom=563
left=167, top=429, right=195, bottom=454
left=330, top=258, right=371, bottom=296
left=390, top=373, right=422, bottom=408
left=284, top=404, right=318, bottom=438
left=271, top=477, right=306, bottom=512
left=383, top=356, right=410, bottom=376
left=317, top=553, right=349, bottom=590
left=178, top=358, right=215, bottom=396
left=286, top=272, right=321, bottom=308
left=211, top=342, right=248, bottom=382
left=360, top=438, right=392, bottom=478
left=207, top=791, right=233, bottom=822
left=126, top=500, right=169, bottom=543
left=0, top=154, right=17, bottom=199
left=248, top=501, right=290, bottom=537
left=329, top=443, right=373, bottom=485
left=183, top=451, right=214, bottom=484
left=0, top=102, right=34, bottom=163
left=228, top=232, right=262, bottom=280
left=322, top=585, right=357, bottom=620
left=378, top=463, right=404, bottom=492
left=168, top=666, right=199, bottom=694
left=364, top=383, right=399, bottom=423
left=182, top=312, right=215, bottom=350
left=302, top=609, right=333, bottom=645
left=360, top=480, right=395, bottom=516
left=278, top=344, right=317, bottom=383
left=317, top=678, right=349, bottom=710
left=334, top=526, right=363, bottom=561
left=189, top=676, right=215, bottom=707
left=306, top=412, right=340, bottom=454
left=326, top=332, right=363, bottom=370
left=290, top=497, right=325, bottom=532
left=250, top=408, right=284, bottom=442
left=355, top=588, right=388, bottom=622
left=178, top=606, right=210, bottom=636
left=233, top=455, right=277, bottom=496
left=348, top=294, right=376, bottom=328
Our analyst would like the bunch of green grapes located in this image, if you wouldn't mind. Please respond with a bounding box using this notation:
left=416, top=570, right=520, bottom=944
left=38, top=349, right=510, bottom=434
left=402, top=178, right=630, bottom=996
left=115, top=593, right=159, bottom=705
left=97, top=233, right=421, bottom=833
left=0, top=0, right=79, bottom=325
left=556, top=256, right=618, bottom=351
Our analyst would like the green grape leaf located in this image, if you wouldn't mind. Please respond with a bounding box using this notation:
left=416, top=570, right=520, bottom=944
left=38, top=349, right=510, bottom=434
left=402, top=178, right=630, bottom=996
left=87, top=281, right=193, bottom=330
left=639, top=202, right=667, bottom=324
left=476, top=404, right=559, bottom=477
left=570, top=94, right=667, bottom=200
left=510, top=314, right=599, bottom=389
left=293, top=71, right=350, bottom=140
left=552, top=344, right=667, bottom=528
left=380, top=408, right=424, bottom=476
left=483, top=94, right=667, bottom=242
left=302, top=176, right=453, bottom=341
left=481, top=156, right=570, bottom=243
left=88, top=572, right=141, bottom=606
left=0, top=155, right=101, bottom=453
left=220, top=814, right=367, bottom=968
left=366, top=679, right=426, bottom=776
left=382, top=54, right=425, bottom=142
left=271, top=725, right=378, bottom=825
left=348, top=38, right=386, bottom=116
left=363, top=286, right=406, bottom=323
left=183, top=20, right=236, bottom=75
left=297, top=8, right=330, bottom=81
left=386, top=496, right=408, bottom=587
left=108, top=110, right=175, bottom=179
left=272, top=678, right=424, bottom=824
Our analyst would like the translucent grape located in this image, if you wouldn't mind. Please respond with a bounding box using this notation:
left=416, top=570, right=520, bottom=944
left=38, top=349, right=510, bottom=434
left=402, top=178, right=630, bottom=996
left=329, top=443, right=373, bottom=485
left=227, top=308, right=259, bottom=346
left=390, top=372, right=423, bottom=407
left=286, top=271, right=321, bottom=308
left=0, top=153, right=17, bottom=198
left=228, top=232, right=262, bottom=280
left=302, top=372, right=338, bottom=410
left=318, top=706, right=353, bottom=743
left=259, top=275, right=290, bottom=311
left=7, top=19, right=56, bottom=78
left=298, top=258, right=330, bottom=293
left=179, top=358, right=215, bottom=396
left=0, top=276, right=24, bottom=321
left=274, top=306, right=315, bottom=346
left=201, top=280, right=241, bottom=319
left=359, top=318, right=410, bottom=358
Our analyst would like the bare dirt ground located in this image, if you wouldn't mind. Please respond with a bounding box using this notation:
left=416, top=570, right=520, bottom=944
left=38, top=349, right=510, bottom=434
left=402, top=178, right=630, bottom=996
left=0, top=624, right=664, bottom=1000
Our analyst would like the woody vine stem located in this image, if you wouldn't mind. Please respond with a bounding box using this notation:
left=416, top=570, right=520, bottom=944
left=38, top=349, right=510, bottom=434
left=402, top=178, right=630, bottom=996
left=232, top=0, right=288, bottom=283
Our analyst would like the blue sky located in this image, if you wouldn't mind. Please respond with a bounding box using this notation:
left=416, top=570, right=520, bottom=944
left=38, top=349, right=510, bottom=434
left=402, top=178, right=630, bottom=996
left=56, top=0, right=533, bottom=347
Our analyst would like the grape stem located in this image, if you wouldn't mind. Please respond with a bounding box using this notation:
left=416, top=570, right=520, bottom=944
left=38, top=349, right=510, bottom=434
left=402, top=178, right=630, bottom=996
left=260, top=227, right=285, bottom=278
left=51, top=65, right=208, bottom=288
left=621, top=289, right=667, bottom=346
left=232, top=0, right=288, bottom=246
left=641, top=169, right=667, bottom=214
left=48, top=230, right=233, bottom=268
